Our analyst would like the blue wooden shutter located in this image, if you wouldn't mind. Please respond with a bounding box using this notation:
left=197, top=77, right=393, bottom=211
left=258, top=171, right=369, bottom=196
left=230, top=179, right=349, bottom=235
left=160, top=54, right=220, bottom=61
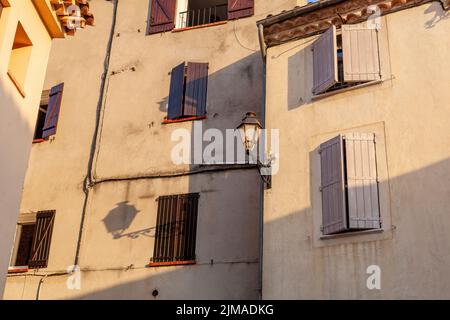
left=167, top=62, right=185, bottom=120
left=42, top=83, right=64, bottom=139
left=184, top=62, right=208, bottom=117
left=228, top=0, right=254, bottom=20
left=319, top=135, right=347, bottom=235
left=149, top=0, right=176, bottom=34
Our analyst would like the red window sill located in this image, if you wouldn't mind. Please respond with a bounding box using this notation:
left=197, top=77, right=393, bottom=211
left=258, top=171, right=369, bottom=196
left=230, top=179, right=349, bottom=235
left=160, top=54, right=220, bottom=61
left=162, top=115, right=206, bottom=124
left=8, top=267, right=29, bottom=274
left=172, top=21, right=227, bottom=33
left=32, top=138, right=45, bottom=144
left=147, top=260, right=196, bottom=268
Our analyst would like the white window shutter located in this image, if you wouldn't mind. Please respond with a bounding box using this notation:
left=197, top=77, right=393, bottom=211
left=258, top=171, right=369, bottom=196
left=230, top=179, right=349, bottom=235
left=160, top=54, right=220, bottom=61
left=319, top=135, right=347, bottom=235
left=344, top=133, right=381, bottom=229
left=342, top=24, right=381, bottom=82
left=312, top=26, right=338, bottom=95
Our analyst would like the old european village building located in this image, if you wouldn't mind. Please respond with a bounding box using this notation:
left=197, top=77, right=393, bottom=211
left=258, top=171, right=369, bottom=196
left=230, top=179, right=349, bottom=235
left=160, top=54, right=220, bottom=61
left=0, top=0, right=93, bottom=298
left=3, top=0, right=450, bottom=299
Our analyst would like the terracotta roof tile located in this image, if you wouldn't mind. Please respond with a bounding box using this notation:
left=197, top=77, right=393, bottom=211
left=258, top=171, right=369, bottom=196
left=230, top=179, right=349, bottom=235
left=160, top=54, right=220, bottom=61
left=50, top=0, right=95, bottom=35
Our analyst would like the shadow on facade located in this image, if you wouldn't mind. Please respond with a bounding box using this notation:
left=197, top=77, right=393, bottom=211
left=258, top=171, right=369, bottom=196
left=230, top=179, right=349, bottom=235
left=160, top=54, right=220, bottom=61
left=287, top=42, right=312, bottom=110
left=0, top=80, right=35, bottom=296
left=424, top=2, right=450, bottom=28
left=60, top=157, right=450, bottom=299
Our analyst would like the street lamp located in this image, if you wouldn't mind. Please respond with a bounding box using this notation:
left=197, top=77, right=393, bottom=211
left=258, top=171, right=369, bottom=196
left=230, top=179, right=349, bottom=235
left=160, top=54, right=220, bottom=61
left=237, top=112, right=271, bottom=189
left=237, top=112, right=262, bottom=153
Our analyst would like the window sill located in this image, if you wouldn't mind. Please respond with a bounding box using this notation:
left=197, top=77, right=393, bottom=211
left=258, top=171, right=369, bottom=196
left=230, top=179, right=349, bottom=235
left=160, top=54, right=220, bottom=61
left=147, top=260, right=196, bottom=268
left=320, top=228, right=384, bottom=240
left=312, top=79, right=382, bottom=101
left=32, top=138, right=45, bottom=144
left=172, top=21, right=227, bottom=33
left=7, top=71, right=26, bottom=98
left=162, top=115, right=206, bottom=124
left=8, top=266, right=29, bottom=274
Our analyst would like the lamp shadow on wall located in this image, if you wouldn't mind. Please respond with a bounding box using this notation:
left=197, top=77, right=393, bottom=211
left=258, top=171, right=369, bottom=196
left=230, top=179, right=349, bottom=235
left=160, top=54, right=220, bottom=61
left=424, top=2, right=450, bottom=29
left=102, top=201, right=154, bottom=239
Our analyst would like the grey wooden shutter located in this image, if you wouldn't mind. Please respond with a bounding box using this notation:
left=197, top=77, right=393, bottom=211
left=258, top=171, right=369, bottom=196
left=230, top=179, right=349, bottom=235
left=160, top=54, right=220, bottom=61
left=319, top=135, right=347, bottom=235
left=149, top=0, right=176, bottom=34
left=42, top=83, right=64, bottom=139
left=29, top=211, right=55, bottom=269
left=312, top=26, right=338, bottom=95
left=184, top=62, right=208, bottom=117
left=344, top=133, right=381, bottom=229
left=167, top=62, right=186, bottom=120
left=342, top=24, right=381, bottom=82
left=153, top=194, right=199, bottom=263
left=228, top=0, right=254, bottom=20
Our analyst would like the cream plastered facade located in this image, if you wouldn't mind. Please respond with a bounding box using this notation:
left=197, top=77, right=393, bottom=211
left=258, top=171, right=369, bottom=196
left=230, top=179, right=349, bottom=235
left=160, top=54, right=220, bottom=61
left=4, top=0, right=307, bottom=300
left=0, top=0, right=70, bottom=298
left=262, top=2, right=450, bottom=299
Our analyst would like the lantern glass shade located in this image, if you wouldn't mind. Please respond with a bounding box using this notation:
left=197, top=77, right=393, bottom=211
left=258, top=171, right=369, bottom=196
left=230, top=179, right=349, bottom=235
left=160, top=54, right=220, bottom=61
left=237, top=112, right=262, bottom=152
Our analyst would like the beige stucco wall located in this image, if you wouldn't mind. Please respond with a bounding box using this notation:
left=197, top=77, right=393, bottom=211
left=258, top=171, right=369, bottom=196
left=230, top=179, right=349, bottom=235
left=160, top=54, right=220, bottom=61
left=263, top=2, right=450, bottom=299
left=4, top=0, right=305, bottom=299
left=0, top=0, right=53, bottom=298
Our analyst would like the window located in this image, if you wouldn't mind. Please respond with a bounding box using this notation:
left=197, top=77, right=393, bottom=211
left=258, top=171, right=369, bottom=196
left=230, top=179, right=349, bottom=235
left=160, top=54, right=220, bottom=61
left=319, top=133, right=381, bottom=235
left=166, top=62, right=208, bottom=121
left=7, top=22, right=33, bottom=97
left=148, top=0, right=254, bottom=34
left=33, top=83, right=64, bottom=141
left=312, top=24, right=381, bottom=96
left=10, top=211, right=56, bottom=269
left=150, top=193, right=199, bottom=265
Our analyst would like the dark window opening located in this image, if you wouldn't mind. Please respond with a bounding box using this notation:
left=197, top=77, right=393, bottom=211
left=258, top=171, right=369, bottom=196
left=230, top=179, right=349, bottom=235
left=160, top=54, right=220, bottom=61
left=14, top=224, right=36, bottom=267
left=179, top=0, right=228, bottom=28
left=33, top=104, right=48, bottom=140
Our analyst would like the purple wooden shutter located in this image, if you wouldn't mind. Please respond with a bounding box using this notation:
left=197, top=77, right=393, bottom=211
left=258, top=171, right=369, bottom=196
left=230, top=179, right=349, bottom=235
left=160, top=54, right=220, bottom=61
left=342, top=24, right=381, bottom=82
left=312, top=26, right=338, bottom=95
left=228, top=0, right=254, bottom=20
left=184, top=62, right=208, bottom=117
left=153, top=196, right=170, bottom=262
left=167, top=62, right=185, bottom=120
left=152, top=194, right=199, bottom=262
left=42, top=83, right=64, bottom=139
left=149, top=0, right=176, bottom=34
left=180, top=193, right=198, bottom=261
left=319, top=135, right=347, bottom=235
left=344, top=133, right=381, bottom=229
left=29, top=211, right=55, bottom=269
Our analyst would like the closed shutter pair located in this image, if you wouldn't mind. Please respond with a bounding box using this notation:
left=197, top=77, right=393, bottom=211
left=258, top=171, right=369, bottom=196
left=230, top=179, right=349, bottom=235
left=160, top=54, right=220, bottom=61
left=42, top=83, right=64, bottom=139
left=320, top=133, right=381, bottom=235
left=148, top=0, right=254, bottom=34
left=152, top=194, right=200, bottom=263
left=312, top=25, right=381, bottom=95
left=167, top=62, right=208, bottom=120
